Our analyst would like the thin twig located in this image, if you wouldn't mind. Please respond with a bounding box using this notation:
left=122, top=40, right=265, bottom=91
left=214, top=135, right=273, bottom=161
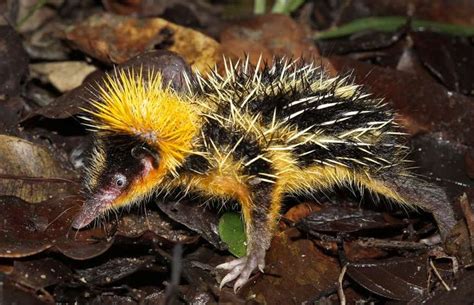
left=429, top=259, right=451, bottom=291
left=357, top=238, right=428, bottom=250
left=164, top=244, right=183, bottom=305
left=460, top=193, right=474, bottom=252
left=337, top=264, right=348, bottom=305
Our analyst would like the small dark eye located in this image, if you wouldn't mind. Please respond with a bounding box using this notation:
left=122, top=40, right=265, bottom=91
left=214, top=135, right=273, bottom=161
left=114, top=174, right=127, bottom=188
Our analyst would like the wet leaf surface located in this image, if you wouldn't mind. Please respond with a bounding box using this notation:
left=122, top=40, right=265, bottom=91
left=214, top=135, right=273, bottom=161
left=298, top=205, right=405, bottom=235
left=0, top=195, right=113, bottom=259
left=8, top=258, right=73, bottom=290
left=346, top=255, right=428, bottom=301
left=0, top=193, right=201, bottom=260
left=76, top=256, right=156, bottom=285
left=410, top=133, right=473, bottom=198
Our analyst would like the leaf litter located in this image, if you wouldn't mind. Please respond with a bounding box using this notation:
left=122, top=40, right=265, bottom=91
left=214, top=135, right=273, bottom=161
left=0, top=1, right=473, bottom=304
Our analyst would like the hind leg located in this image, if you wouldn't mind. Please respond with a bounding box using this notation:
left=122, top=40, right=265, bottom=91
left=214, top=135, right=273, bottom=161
left=355, top=172, right=456, bottom=240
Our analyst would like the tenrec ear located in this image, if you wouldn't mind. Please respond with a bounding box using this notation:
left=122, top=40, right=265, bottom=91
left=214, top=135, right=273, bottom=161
left=131, top=145, right=160, bottom=165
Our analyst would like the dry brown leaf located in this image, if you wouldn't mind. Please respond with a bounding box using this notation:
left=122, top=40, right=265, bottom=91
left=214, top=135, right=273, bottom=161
left=220, top=14, right=320, bottom=65
left=239, top=228, right=341, bottom=304
left=0, top=26, right=29, bottom=99
left=65, top=13, right=221, bottom=73
left=30, top=61, right=97, bottom=93
left=0, top=135, right=75, bottom=203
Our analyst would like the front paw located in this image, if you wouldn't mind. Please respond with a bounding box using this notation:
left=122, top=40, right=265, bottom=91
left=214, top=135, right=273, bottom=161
left=216, top=247, right=266, bottom=292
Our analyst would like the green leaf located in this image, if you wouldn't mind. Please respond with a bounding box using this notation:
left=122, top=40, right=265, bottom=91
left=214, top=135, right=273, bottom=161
left=271, top=0, right=305, bottom=14
left=254, top=0, right=266, bottom=15
left=315, top=16, right=474, bottom=40
left=218, top=212, right=247, bottom=257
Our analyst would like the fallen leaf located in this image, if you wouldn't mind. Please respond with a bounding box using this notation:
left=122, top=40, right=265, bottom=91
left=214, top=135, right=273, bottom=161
left=328, top=56, right=474, bottom=146
left=220, top=13, right=320, bottom=64
left=0, top=97, right=28, bottom=135
left=117, top=209, right=198, bottom=245
left=182, top=247, right=227, bottom=290
left=15, top=0, right=56, bottom=33
left=158, top=200, right=227, bottom=251
left=412, top=32, right=474, bottom=95
left=465, top=149, right=474, bottom=179
left=24, top=50, right=193, bottom=120
left=30, top=61, right=97, bottom=93
left=8, top=258, right=72, bottom=290
left=410, top=133, right=473, bottom=197
left=218, top=212, right=246, bottom=257
left=298, top=205, right=405, bottom=235
left=424, top=270, right=474, bottom=304
left=65, top=13, right=220, bottom=73
left=0, top=25, right=29, bottom=99
left=0, top=135, right=76, bottom=203
left=346, top=255, right=428, bottom=301
left=4, top=277, right=55, bottom=305
left=317, top=28, right=406, bottom=55
left=75, top=256, right=156, bottom=285
left=0, top=195, right=114, bottom=260
left=241, top=228, right=341, bottom=304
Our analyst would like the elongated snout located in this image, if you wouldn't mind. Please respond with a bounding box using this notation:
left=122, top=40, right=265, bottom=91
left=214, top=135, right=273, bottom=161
left=71, top=191, right=118, bottom=229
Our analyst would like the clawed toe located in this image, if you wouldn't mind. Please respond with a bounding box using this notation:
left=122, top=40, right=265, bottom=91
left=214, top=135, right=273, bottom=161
left=218, top=258, right=248, bottom=290
left=216, top=257, right=247, bottom=271
left=217, top=249, right=266, bottom=292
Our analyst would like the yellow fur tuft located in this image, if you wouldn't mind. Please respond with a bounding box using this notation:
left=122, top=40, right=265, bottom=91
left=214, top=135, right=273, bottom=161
left=84, top=68, right=202, bottom=172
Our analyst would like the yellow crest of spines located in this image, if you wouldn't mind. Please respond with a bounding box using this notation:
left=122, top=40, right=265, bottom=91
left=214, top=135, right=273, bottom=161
left=84, top=68, right=201, bottom=171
